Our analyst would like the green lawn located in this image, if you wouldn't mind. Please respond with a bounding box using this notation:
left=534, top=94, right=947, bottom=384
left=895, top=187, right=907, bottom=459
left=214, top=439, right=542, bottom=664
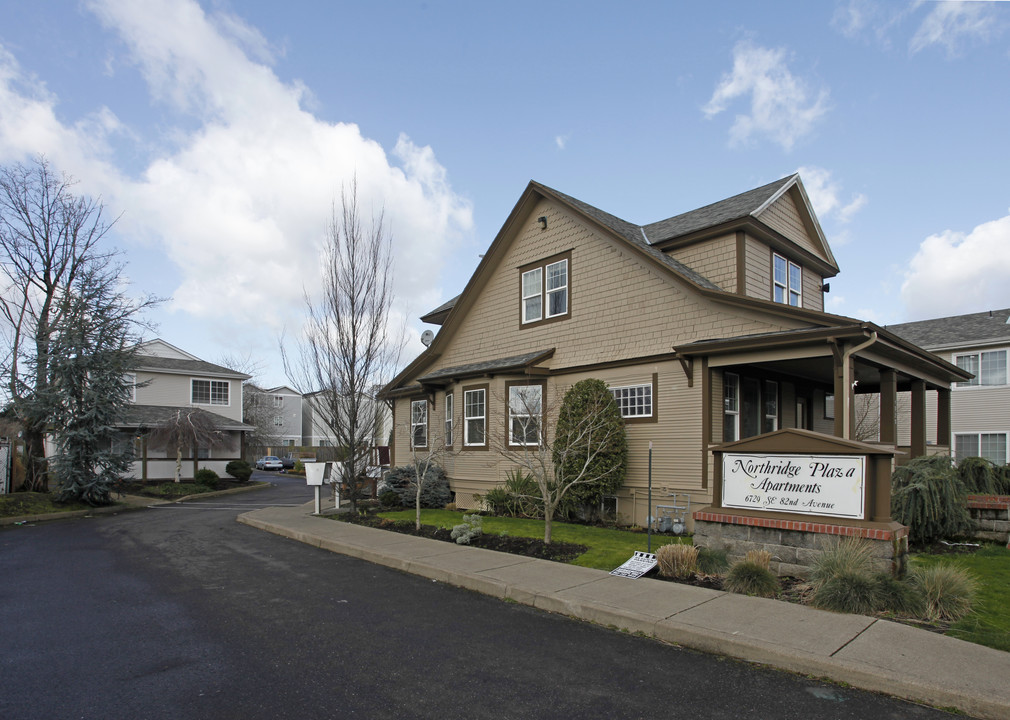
left=0, top=492, right=95, bottom=517
left=911, top=544, right=1010, bottom=652
left=375, top=508, right=689, bottom=570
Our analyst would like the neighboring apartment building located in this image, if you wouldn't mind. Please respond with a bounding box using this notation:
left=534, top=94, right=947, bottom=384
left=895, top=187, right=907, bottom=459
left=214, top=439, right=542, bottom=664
left=246, top=384, right=304, bottom=447
left=888, top=309, right=1010, bottom=466
left=301, top=390, right=392, bottom=449
left=380, top=175, right=968, bottom=527
left=117, top=339, right=253, bottom=480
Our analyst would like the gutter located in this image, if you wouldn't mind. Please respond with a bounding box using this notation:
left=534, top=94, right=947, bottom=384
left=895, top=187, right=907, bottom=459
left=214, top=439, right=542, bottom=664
left=841, top=331, right=878, bottom=439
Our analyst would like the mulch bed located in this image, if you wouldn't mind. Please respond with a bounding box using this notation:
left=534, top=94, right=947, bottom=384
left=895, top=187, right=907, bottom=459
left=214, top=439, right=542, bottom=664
left=336, top=512, right=588, bottom=563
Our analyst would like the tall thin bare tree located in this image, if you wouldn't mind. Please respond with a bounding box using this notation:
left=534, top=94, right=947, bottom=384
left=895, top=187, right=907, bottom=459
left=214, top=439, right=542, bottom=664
left=283, top=182, right=400, bottom=514
left=0, top=157, right=119, bottom=491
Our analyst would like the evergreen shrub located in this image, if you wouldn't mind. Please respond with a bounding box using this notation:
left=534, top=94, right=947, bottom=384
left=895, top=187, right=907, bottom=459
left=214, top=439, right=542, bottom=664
left=450, top=514, right=483, bottom=545
left=194, top=468, right=219, bottom=489
left=225, top=460, right=252, bottom=482
left=956, top=456, right=1003, bottom=495
left=891, top=455, right=972, bottom=545
left=381, top=463, right=451, bottom=509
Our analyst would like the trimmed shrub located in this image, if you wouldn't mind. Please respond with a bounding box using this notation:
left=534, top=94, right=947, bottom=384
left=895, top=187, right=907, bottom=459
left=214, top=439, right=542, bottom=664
left=891, top=455, right=972, bottom=545
left=382, top=463, right=451, bottom=509
left=811, top=570, right=877, bottom=614
left=450, top=514, right=483, bottom=545
left=554, top=379, right=628, bottom=513
left=656, top=543, right=699, bottom=579
left=697, top=547, right=729, bottom=575
left=810, top=537, right=876, bottom=589
left=723, top=560, right=780, bottom=598
left=225, top=460, right=252, bottom=482
left=194, top=468, right=219, bottom=489
left=910, top=564, right=978, bottom=623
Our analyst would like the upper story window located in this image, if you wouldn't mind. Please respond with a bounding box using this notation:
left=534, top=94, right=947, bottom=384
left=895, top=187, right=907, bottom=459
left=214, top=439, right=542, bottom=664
left=192, top=379, right=229, bottom=406
left=520, top=252, right=571, bottom=326
left=955, top=349, right=1007, bottom=387
left=410, top=399, right=428, bottom=449
left=124, top=373, right=136, bottom=402
left=273, top=395, right=284, bottom=407
left=610, top=383, right=653, bottom=419
left=773, top=253, right=802, bottom=307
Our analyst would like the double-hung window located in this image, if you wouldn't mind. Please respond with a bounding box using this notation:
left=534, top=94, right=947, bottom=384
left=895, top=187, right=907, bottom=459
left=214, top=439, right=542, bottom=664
left=723, top=372, right=740, bottom=442
left=773, top=253, right=802, bottom=307
left=610, top=383, right=653, bottom=420
left=520, top=252, right=571, bottom=326
left=444, top=392, right=454, bottom=446
left=955, top=432, right=1008, bottom=466
left=508, top=382, right=543, bottom=446
left=463, top=386, right=487, bottom=448
left=192, top=379, right=229, bottom=405
left=955, top=349, right=1007, bottom=387
left=410, top=399, right=428, bottom=448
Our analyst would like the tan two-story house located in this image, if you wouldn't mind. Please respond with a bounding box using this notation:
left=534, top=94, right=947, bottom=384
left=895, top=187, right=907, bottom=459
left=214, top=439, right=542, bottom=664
left=380, top=175, right=969, bottom=527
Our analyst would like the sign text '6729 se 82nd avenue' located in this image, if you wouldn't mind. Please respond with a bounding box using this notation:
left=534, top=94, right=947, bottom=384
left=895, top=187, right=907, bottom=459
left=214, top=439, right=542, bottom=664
left=721, top=453, right=866, bottom=520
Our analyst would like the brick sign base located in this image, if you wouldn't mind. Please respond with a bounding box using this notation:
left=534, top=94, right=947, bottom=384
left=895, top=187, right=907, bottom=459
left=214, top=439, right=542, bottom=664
left=693, top=510, right=909, bottom=578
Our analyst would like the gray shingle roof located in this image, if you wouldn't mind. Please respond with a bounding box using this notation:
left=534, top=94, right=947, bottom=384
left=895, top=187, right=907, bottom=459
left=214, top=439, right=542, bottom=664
left=117, top=405, right=253, bottom=431
left=887, top=308, right=1010, bottom=348
left=136, top=355, right=249, bottom=378
left=417, top=349, right=554, bottom=383
left=642, top=175, right=795, bottom=243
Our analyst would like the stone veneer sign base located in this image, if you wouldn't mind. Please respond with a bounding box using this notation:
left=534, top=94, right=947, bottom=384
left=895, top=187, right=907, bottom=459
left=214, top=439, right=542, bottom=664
left=693, top=510, right=909, bottom=578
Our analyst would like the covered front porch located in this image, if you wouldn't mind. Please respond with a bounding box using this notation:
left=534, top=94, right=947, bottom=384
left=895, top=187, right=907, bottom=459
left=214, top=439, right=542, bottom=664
left=674, top=323, right=972, bottom=486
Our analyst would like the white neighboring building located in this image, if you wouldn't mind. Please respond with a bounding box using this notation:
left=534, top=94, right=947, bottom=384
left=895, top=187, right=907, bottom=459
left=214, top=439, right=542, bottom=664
left=889, top=308, right=1010, bottom=465
left=116, top=339, right=253, bottom=480
left=301, top=390, right=392, bottom=449
left=246, top=385, right=303, bottom=447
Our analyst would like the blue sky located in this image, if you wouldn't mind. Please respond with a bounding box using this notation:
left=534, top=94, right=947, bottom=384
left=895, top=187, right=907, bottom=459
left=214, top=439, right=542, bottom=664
left=1, top=0, right=1008, bottom=388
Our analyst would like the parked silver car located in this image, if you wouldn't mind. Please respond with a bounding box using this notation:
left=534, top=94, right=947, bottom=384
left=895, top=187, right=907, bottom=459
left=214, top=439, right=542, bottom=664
left=255, top=456, right=283, bottom=471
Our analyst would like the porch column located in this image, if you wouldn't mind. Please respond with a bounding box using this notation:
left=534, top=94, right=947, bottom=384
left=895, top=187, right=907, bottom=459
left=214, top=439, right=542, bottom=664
left=937, top=388, right=951, bottom=448
left=832, top=350, right=846, bottom=439
left=879, top=369, right=897, bottom=445
left=910, top=380, right=927, bottom=458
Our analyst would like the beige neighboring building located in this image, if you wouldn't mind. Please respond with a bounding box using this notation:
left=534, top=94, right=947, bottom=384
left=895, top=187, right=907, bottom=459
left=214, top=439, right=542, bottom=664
left=380, top=175, right=969, bottom=527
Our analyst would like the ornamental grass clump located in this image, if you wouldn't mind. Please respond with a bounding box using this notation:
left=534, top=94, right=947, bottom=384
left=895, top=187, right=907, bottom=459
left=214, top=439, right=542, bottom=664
left=656, top=543, right=699, bottom=579
left=723, top=559, right=780, bottom=598
left=697, top=547, right=729, bottom=574
left=872, top=573, right=925, bottom=616
left=910, top=564, right=978, bottom=623
left=744, top=549, right=772, bottom=570
left=811, top=570, right=878, bottom=614
left=810, top=537, right=876, bottom=589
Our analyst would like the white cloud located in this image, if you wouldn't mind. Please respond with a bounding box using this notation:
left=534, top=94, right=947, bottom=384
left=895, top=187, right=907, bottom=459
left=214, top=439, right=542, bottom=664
left=0, top=0, right=472, bottom=365
left=910, top=1, right=996, bottom=56
left=703, top=41, right=829, bottom=151
left=901, top=214, right=1010, bottom=319
left=555, top=134, right=569, bottom=150
left=796, top=166, right=867, bottom=226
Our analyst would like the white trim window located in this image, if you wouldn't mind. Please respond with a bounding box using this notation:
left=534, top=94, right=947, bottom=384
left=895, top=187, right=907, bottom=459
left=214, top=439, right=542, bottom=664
left=522, top=267, right=542, bottom=323
left=410, top=399, right=428, bottom=449
left=610, top=384, right=652, bottom=418
left=723, top=372, right=740, bottom=442
left=773, top=253, right=802, bottom=307
left=955, top=349, right=1007, bottom=388
left=192, top=379, right=229, bottom=406
left=545, top=259, right=568, bottom=318
left=954, top=432, right=1008, bottom=466
left=508, top=384, right=542, bottom=446
left=124, top=373, right=136, bottom=402
left=464, top=388, right=486, bottom=447
left=444, top=392, right=454, bottom=446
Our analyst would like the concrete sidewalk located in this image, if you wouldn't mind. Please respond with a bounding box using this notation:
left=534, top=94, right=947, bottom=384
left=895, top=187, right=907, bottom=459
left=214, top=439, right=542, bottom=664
left=238, top=502, right=1010, bottom=720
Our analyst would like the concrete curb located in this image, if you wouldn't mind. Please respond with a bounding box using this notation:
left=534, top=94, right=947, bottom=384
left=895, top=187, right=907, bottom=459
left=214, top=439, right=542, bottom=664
left=238, top=505, right=1010, bottom=720
left=0, top=481, right=271, bottom=527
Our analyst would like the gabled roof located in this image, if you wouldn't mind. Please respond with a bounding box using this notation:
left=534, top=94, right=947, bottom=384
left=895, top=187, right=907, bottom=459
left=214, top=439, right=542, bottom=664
left=419, top=174, right=836, bottom=327
left=135, top=354, right=250, bottom=380
left=887, top=308, right=1010, bottom=349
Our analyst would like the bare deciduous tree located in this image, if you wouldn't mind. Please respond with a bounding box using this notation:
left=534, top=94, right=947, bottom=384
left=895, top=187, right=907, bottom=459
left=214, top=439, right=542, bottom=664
left=283, top=182, right=401, bottom=514
left=403, top=400, right=448, bottom=530
left=0, top=156, right=119, bottom=491
left=497, top=380, right=627, bottom=544
left=149, top=408, right=228, bottom=483
left=217, top=352, right=285, bottom=450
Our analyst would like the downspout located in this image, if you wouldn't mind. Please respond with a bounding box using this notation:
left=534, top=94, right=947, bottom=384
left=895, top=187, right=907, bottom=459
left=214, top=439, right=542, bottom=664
left=841, top=331, right=878, bottom=439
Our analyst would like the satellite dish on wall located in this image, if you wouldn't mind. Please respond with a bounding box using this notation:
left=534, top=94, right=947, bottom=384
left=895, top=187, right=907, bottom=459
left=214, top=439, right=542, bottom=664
left=420, top=329, right=435, bottom=347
